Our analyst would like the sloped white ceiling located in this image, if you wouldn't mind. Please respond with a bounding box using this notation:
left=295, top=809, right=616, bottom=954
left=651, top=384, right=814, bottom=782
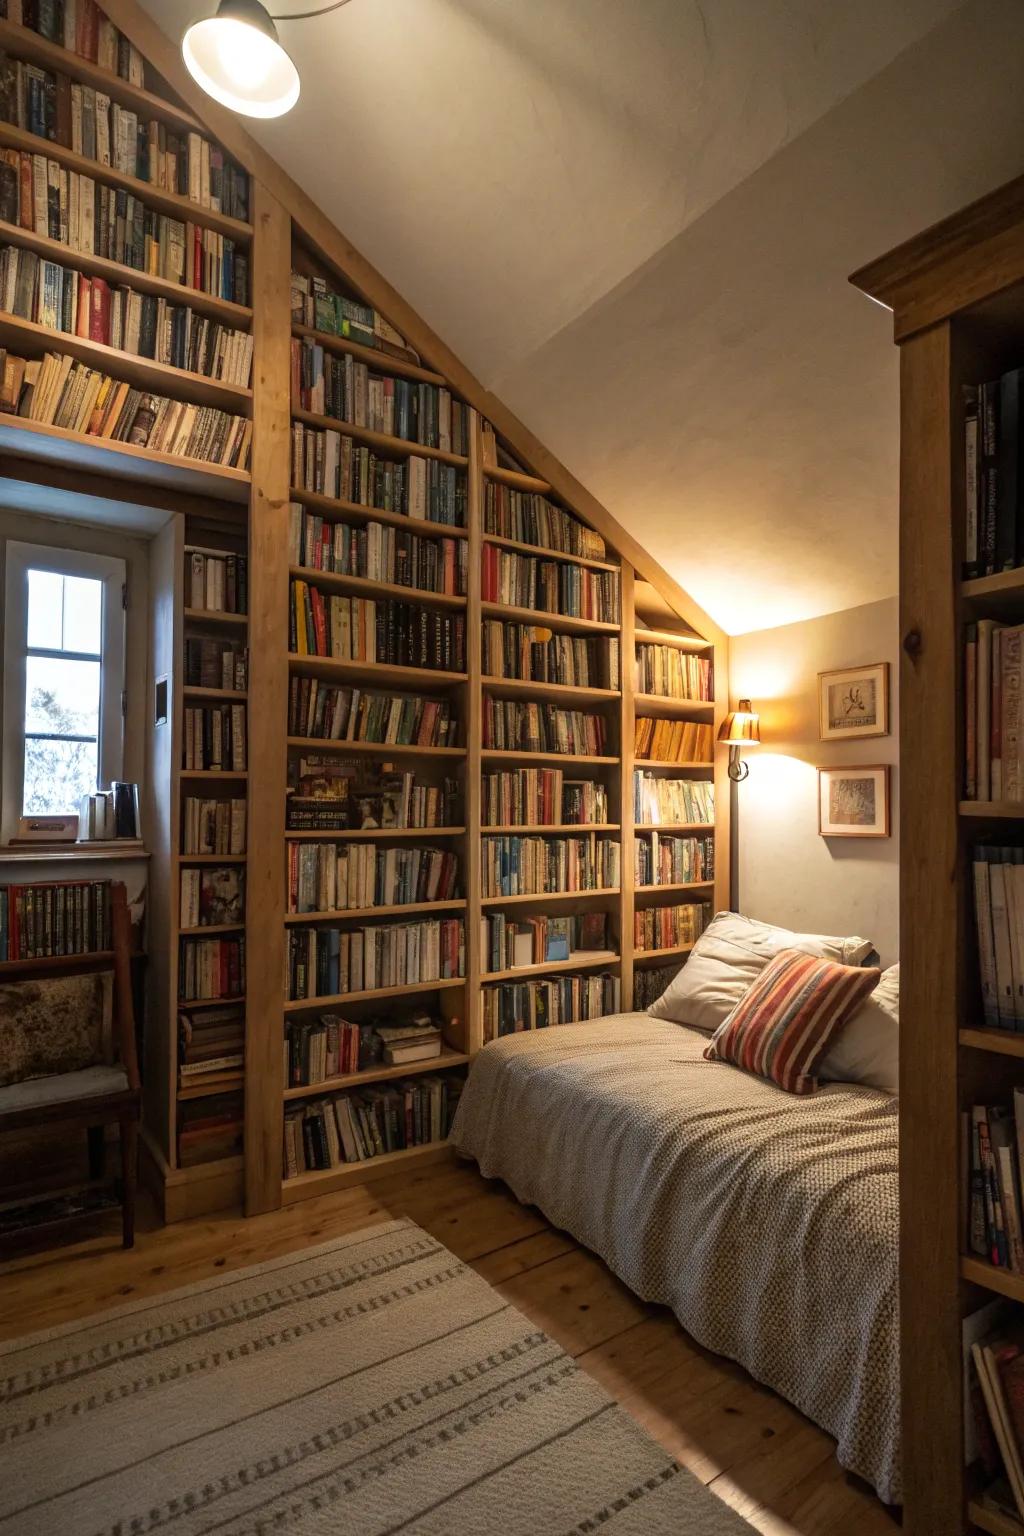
left=148, top=0, right=1024, bottom=632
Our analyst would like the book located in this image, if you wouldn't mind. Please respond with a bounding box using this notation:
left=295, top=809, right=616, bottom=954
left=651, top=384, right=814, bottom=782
left=0, top=878, right=111, bottom=958
left=286, top=917, right=464, bottom=1001
left=481, top=621, right=618, bottom=689
left=480, top=833, right=619, bottom=897
left=483, top=480, right=606, bottom=561
left=289, top=581, right=466, bottom=671
left=482, top=972, right=621, bottom=1041
left=288, top=502, right=466, bottom=595
left=633, top=902, right=709, bottom=953
left=291, top=335, right=468, bottom=452
left=480, top=544, right=619, bottom=622
left=482, top=699, right=608, bottom=756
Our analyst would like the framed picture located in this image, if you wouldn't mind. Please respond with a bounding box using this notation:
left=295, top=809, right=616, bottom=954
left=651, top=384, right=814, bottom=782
left=818, top=765, right=891, bottom=839
left=818, top=663, right=889, bottom=741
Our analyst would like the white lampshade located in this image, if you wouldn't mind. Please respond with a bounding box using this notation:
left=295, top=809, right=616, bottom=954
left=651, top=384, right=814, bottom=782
left=183, top=1, right=300, bottom=119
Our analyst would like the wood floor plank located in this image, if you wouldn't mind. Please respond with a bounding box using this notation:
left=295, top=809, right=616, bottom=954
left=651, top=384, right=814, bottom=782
left=493, top=1245, right=651, bottom=1356
left=470, top=1227, right=576, bottom=1284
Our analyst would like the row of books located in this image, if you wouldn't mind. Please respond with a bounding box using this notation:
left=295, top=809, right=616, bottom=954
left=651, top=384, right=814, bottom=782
left=965, top=620, right=1024, bottom=802
left=0, top=148, right=249, bottom=304
left=968, top=1097, right=1024, bottom=1271
left=291, top=338, right=469, bottom=454
left=286, top=842, right=460, bottom=915
left=288, top=503, right=466, bottom=595
left=482, top=623, right=618, bottom=690
left=634, top=716, right=714, bottom=763
left=633, top=771, right=714, bottom=826
left=481, top=833, right=620, bottom=898
left=179, top=866, right=243, bottom=930
left=634, top=902, right=708, bottom=952
left=635, top=832, right=714, bottom=887
left=0, top=877, right=110, bottom=959
left=0, top=245, right=253, bottom=384
left=185, top=549, right=247, bottom=614
left=482, top=911, right=609, bottom=974
left=178, top=1090, right=242, bottom=1167
left=287, top=680, right=456, bottom=748
left=633, top=962, right=682, bottom=1009
left=289, top=582, right=466, bottom=672
left=480, top=769, right=608, bottom=828
left=177, top=1004, right=244, bottom=1085
left=480, top=546, right=620, bottom=622
left=0, top=346, right=252, bottom=468
left=291, top=270, right=418, bottom=366
left=972, top=845, right=1024, bottom=1029
left=283, top=1076, right=459, bottom=1177
left=483, top=700, right=608, bottom=756
left=964, top=372, right=1024, bottom=578
left=291, top=424, right=466, bottom=527
left=178, top=934, right=244, bottom=1001
left=183, top=637, right=246, bottom=693
left=0, top=52, right=250, bottom=218
left=181, top=795, right=245, bottom=856
left=285, top=1012, right=446, bottom=1086
left=286, top=758, right=458, bottom=832
left=483, top=484, right=606, bottom=562
left=634, top=645, right=713, bottom=701
left=286, top=918, right=464, bottom=1000
left=482, top=973, right=621, bottom=1040
left=182, top=703, right=245, bottom=772
left=9, top=0, right=144, bottom=84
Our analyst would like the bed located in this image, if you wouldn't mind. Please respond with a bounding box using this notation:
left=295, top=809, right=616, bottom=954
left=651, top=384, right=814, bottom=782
left=450, top=1011, right=901, bottom=1504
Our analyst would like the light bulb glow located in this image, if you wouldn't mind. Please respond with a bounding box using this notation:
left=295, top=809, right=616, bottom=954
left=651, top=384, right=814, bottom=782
left=183, top=13, right=300, bottom=119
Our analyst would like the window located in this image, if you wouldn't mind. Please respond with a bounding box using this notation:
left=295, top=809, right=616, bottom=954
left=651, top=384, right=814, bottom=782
left=2, top=542, right=126, bottom=842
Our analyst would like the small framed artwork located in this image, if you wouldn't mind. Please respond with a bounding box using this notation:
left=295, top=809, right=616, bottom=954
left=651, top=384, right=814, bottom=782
left=818, top=765, right=891, bottom=839
left=818, top=663, right=889, bottom=741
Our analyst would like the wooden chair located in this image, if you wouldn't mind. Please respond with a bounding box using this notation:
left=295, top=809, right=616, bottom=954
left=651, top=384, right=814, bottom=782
left=0, top=881, right=141, bottom=1247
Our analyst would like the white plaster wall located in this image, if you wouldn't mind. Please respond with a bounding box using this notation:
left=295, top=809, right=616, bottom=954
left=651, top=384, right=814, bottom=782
left=730, top=597, right=899, bottom=966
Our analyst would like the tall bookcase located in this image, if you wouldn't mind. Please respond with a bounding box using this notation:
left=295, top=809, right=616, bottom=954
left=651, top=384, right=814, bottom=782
left=853, top=177, right=1024, bottom=1536
left=0, top=0, right=729, bottom=1224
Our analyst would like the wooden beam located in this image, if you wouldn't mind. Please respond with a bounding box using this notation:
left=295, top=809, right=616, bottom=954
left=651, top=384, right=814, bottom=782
left=100, top=0, right=723, bottom=649
left=243, top=178, right=291, bottom=1217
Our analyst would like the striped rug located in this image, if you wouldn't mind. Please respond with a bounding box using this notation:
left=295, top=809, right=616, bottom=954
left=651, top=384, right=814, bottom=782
left=0, top=1217, right=752, bottom=1535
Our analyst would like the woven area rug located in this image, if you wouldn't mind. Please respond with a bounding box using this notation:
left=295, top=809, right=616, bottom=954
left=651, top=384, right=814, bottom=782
left=0, top=1217, right=753, bottom=1535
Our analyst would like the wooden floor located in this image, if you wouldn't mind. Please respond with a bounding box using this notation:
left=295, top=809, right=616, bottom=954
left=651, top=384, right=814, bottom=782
left=0, top=1154, right=898, bottom=1536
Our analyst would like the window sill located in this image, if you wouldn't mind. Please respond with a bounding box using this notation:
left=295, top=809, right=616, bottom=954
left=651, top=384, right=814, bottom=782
left=0, top=843, right=150, bottom=862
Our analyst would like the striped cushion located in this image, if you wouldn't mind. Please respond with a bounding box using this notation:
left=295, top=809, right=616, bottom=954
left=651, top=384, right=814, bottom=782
left=703, top=947, right=881, bottom=1095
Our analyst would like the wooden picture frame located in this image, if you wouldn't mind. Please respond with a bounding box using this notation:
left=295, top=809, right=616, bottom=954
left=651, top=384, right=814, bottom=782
left=818, top=662, right=889, bottom=741
left=817, top=764, right=891, bottom=838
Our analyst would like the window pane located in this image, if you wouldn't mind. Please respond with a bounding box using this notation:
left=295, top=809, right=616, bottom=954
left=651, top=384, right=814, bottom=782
left=24, top=656, right=100, bottom=737
left=23, top=737, right=98, bottom=815
left=62, top=574, right=102, bottom=654
left=26, top=569, right=64, bottom=650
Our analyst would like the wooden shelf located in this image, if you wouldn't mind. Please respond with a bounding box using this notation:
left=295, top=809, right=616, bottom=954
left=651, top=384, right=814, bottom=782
left=481, top=888, right=619, bottom=908
left=281, top=1140, right=452, bottom=1202
left=282, top=1049, right=469, bottom=1102
left=968, top=1497, right=1024, bottom=1536
left=177, top=1071, right=245, bottom=1100
left=0, top=949, right=114, bottom=976
left=483, top=823, right=620, bottom=834
left=183, top=609, right=248, bottom=628
left=482, top=951, right=620, bottom=982
left=290, top=566, right=466, bottom=609
left=962, top=568, right=1024, bottom=603
left=482, top=676, right=620, bottom=705
left=285, top=827, right=465, bottom=842
left=959, top=1027, right=1024, bottom=1057
left=482, top=532, right=618, bottom=572
left=292, top=406, right=469, bottom=468
left=0, top=844, right=149, bottom=862
left=961, top=1255, right=1024, bottom=1303
left=178, top=923, right=245, bottom=936
left=0, top=312, right=252, bottom=416
left=480, top=749, right=617, bottom=766
left=0, top=219, right=252, bottom=328
left=480, top=600, right=620, bottom=635
left=634, top=822, right=714, bottom=834
left=183, top=687, right=248, bottom=702
left=484, top=462, right=551, bottom=493
left=634, top=943, right=695, bottom=963
left=284, top=977, right=465, bottom=1012
left=634, top=758, right=714, bottom=770
left=0, top=412, right=250, bottom=501
left=960, top=801, right=1024, bottom=818
left=291, top=322, right=445, bottom=385
left=0, top=121, right=252, bottom=244
left=285, top=899, right=466, bottom=923
left=178, top=995, right=245, bottom=1008
left=290, top=486, right=468, bottom=541
left=634, top=694, right=715, bottom=719
left=179, top=853, right=247, bottom=864
left=634, top=627, right=710, bottom=651
left=287, top=653, right=467, bottom=689
left=180, top=769, right=248, bottom=781
left=287, top=736, right=464, bottom=760
left=635, top=881, right=714, bottom=895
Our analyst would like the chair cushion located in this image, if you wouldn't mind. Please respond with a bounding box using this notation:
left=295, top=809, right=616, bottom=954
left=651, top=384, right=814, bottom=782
left=0, top=1063, right=128, bottom=1114
left=0, top=972, right=113, bottom=1087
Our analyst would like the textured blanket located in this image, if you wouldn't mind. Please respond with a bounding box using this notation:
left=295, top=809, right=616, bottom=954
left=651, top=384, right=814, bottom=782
left=451, top=1013, right=901, bottom=1503
left=0, top=1216, right=754, bottom=1535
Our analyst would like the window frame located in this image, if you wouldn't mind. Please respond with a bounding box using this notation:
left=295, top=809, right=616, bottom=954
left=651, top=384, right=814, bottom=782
left=2, top=540, right=126, bottom=843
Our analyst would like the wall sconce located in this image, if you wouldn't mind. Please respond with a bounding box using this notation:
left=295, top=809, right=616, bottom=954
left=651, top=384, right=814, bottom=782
left=717, top=698, right=761, bottom=782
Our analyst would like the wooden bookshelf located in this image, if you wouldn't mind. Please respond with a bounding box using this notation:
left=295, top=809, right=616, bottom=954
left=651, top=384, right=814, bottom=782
left=852, top=174, right=1024, bottom=1535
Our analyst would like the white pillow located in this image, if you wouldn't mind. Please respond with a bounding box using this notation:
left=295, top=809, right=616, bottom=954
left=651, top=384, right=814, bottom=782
left=648, top=911, right=878, bottom=1033
left=818, top=963, right=899, bottom=1095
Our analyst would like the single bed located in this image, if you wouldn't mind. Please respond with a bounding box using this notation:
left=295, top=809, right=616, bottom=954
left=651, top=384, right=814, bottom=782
left=450, top=1011, right=900, bottom=1504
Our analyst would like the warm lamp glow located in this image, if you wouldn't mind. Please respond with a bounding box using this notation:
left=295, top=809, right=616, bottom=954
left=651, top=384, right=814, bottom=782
left=183, top=1, right=300, bottom=119
left=717, top=698, right=761, bottom=782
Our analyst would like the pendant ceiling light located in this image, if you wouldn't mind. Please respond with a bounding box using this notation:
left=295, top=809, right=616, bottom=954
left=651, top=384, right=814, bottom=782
left=183, top=0, right=352, bottom=120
